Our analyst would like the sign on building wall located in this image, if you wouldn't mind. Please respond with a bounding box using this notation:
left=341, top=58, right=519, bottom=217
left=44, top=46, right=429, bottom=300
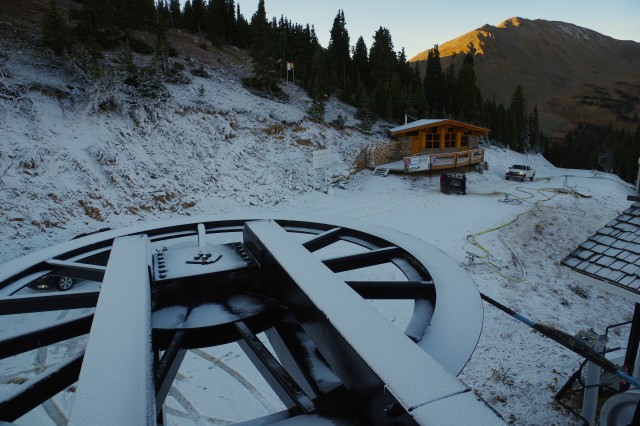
left=404, top=154, right=431, bottom=172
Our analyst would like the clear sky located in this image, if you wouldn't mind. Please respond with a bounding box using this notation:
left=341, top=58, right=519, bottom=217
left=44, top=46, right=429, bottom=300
left=232, top=0, right=640, bottom=59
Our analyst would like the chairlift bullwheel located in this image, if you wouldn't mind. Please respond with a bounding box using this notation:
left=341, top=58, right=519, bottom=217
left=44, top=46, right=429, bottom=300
left=0, top=216, right=487, bottom=425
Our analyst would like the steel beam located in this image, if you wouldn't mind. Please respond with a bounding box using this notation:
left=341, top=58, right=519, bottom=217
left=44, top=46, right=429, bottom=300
left=302, top=227, right=342, bottom=252
left=235, top=321, right=314, bottom=413
left=0, top=313, right=93, bottom=360
left=265, top=320, right=322, bottom=400
left=69, top=236, right=155, bottom=426
left=154, top=331, right=187, bottom=418
left=345, top=281, right=435, bottom=300
left=243, top=220, right=499, bottom=425
left=45, top=259, right=107, bottom=281
left=0, top=351, right=84, bottom=422
left=321, top=246, right=400, bottom=273
left=0, top=291, right=99, bottom=315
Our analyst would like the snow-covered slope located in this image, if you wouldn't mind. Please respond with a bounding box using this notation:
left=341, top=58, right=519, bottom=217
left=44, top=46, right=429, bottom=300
left=0, top=45, right=386, bottom=263
left=1, top=43, right=638, bottom=425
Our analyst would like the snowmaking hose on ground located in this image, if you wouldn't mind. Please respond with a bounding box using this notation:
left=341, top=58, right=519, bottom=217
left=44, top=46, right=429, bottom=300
left=466, top=182, right=592, bottom=282
left=480, top=293, right=640, bottom=389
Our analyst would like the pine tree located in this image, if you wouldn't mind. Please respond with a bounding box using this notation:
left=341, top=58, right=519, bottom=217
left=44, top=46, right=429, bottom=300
left=156, top=1, right=170, bottom=30
left=249, top=0, right=278, bottom=92
left=455, top=51, right=479, bottom=122
left=224, top=0, right=237, bottom=45
left=510, top=85, right=526, bottom=151
left=528, top=104, right=540, bottom=152
left=353, top=74, right=374, bottom=130
left=327, top=10, right=351, bottom=95
left=169, top=0, right=181, bottom=28
left=182, top=1, right=195, bottom=32
left=368, top=27, right=395, bottom=91
left=351, top=36, right=368, bottom=86
left=308, top=48, right=330, bottom=100
left=409, top=63, right=426, bottom=118
left=206, top=0, right=224, bottom=46
left=443, top=63, right=456, bottom=117
left=369, top=27, right=397, bottom=117
left=129, top=0, right=156, bottom=29
left=423, top=45, right=445, bottom=117
left=235, top=4, right=250, bottom=48
left=191, top=0, right=206, bottom=34
left=41, top=0, right=72, bottom=56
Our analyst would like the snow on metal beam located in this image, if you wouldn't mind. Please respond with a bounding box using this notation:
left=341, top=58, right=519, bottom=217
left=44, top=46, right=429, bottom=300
left=0, top=313, right=92, bottom=360
left=69, top=236, right=155, bottom=426
left=243, top=220, right=501, bottom=424
left=235, top=321, right=314, bottom=412
left=45, top=259, right=107, bottom=275
left=0, top=351, right=84, bottom=421
left=197, top=223, right=207, bottom=248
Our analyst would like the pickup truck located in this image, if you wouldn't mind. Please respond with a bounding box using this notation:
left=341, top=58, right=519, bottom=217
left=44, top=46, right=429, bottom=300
left=505, top=164, right=535, bottom=182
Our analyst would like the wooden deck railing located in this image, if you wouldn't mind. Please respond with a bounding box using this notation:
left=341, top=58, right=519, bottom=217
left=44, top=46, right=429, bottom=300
left=404, top=148, right=485, bottom=173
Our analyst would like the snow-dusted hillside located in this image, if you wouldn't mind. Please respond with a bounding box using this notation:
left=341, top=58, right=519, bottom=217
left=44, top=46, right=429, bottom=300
left=1, top=42, right=639, bottom=425
left=0, top=44, right=387, bottom=263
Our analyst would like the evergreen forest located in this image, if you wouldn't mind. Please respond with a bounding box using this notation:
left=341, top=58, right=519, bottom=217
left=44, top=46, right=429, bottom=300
left=40, top=0, right=640, bottom=182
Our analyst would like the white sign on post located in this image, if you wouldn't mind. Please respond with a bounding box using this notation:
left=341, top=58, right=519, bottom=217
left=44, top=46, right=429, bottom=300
left=312, top=150, right=329, bottom=169
left=312, top=150, right=329, bottom=192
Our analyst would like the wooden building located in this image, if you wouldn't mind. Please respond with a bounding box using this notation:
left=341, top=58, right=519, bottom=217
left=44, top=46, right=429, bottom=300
left=389, top=119, right=490, bottom=156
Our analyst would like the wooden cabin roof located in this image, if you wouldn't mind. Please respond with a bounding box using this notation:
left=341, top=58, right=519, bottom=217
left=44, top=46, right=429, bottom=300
left=389, top=119, right=490, bottom=135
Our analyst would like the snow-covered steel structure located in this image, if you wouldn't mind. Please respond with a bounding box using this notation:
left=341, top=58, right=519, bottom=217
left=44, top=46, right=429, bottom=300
left=0, top=215, right=503, bottom=425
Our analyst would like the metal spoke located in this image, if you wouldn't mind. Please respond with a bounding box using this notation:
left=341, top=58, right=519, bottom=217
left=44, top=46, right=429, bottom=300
left=235, top=321, right=314, bottom=413
left=44, top=259, right=106, bottom=282
left=321, top=246, right=401, bottom=272
left=0, top=291, right=99, bottom=315
left=265, top=319, right=322, bottom=400
left=0, top=351, right=84, bottom=422
left=154, top=331, right=187, bottom=418
left=301, top=227, right=342, bottom=252
left=0, top=313, right=92, bottom=360
left=346, top=281, right=435, bottom=300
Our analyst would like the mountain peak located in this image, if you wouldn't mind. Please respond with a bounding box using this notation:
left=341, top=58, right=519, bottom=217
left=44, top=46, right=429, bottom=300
left=496, top=17, right=526, bottom=28
left=409, top=18, right=640, bottom=135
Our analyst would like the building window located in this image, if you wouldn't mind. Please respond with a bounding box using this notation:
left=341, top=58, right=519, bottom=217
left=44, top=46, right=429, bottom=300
left=461, top=135, right=469, bottom=147
left=444, top=132, right=455, bottom=148
left=425, top=133, right=439, bottom=149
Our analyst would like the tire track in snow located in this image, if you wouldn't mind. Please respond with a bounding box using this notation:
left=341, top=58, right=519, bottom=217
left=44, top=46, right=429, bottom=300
left=167, top=385, right=233, bottom=425
left=189, top=348, right=277, bottom=412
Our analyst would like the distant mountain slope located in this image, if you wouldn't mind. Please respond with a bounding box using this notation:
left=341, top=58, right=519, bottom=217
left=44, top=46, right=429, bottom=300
left=410, top=17, right=640, bottom=135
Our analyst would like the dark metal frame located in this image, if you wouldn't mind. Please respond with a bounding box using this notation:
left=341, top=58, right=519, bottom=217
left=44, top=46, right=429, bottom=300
left=0, top=216, right=490, bottom=425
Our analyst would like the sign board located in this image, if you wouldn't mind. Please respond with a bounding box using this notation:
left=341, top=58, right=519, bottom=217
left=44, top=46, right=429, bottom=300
left=312, top=150, right=329, bottom=169
left=403, top=155, right=431, bottom=173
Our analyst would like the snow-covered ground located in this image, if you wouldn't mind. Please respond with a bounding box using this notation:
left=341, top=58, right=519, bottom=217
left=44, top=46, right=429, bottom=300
left=1, top=44, right=638, bottom=425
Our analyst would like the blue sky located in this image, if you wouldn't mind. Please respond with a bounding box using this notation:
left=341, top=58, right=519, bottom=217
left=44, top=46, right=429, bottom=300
left=232, top=0, right=640, bottom=58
